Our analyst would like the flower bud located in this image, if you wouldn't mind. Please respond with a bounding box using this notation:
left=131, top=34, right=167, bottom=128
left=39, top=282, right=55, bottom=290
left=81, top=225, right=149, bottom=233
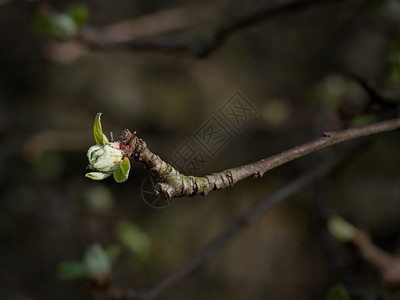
left=87, top=144, right=123, bottom=173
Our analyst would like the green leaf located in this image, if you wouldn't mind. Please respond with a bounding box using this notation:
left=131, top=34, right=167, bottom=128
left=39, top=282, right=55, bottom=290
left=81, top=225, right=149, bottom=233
left=85, top=172, right=112, bottom=180
left=328, top=215, right=356, bottom=243
left=66, top=4, right=89, bottom=27
left=105, top=245, right=121, bottom=264
left=113, top=157, right=131, bottom=183
left=83, top=243, right=111, bottom=280
left=326, top=284, right=351, bottom=300
left=58, top=261, right=87, bottom=280
left=94, top=113, right=109, bottom=146
left=51, top=14, right=78, bottom=39
left=35, top=13, right=78, bottom=40
left=34, top=14, right=53, bottom=36
left=115, top=221, right=151, bottom=262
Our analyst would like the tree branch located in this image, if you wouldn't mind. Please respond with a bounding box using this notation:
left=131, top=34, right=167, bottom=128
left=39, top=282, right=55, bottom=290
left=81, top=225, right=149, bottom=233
left=329, top=216, right=400, bottom=288
left=341, top=73, right=400, bottom=117
left=79, top=0, right=361, bottom=58
left=119, top=117, right=400, bottom=199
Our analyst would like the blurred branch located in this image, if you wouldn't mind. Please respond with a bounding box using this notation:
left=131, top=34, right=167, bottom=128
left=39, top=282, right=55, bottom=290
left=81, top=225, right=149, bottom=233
left=350, top=74, right=398, bottom=113
left=329, top=216, right=400, bottom=288
left=338, top=73, right=400, bottom=120
left=351, top=74, right=393, bottom=106
left=119, top=117, right=400, bottom=199
left=94, top=150, right=351, bottom=300
left=77, top=0, right=361, bottom=58
left=101, top=2, right=224, bottom=41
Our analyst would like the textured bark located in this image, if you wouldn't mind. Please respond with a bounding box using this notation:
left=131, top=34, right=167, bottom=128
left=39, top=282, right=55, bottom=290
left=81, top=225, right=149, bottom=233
left=118, top=129, right=235, bottom=198
left=118, top=117, right=400, bottom=199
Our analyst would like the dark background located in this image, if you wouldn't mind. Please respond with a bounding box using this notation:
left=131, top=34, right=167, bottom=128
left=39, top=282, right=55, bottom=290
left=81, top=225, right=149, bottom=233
left=1, top=0, right=400, bottom=299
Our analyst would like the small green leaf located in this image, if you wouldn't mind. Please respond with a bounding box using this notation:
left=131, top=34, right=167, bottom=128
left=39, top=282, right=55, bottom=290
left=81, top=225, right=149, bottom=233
left=58, top=261, right=87, bottom=280
left=113, top=158, right=131, bottom=183
left=326, top=284, right=351, bottom=300
left=115, top=221, right=151, bottom=262
left=52, top=14, right=78, bottom=39
left=66, top=4, right=89, bottom=27
left=85, top=172, right=112, bottom=180
left=83, top=243, right=111, bottom=280
left=105, top=245, right=121, bottom=264
left=328, top=215, right=356, bottom=243
left=34, top=14, right=53, bottom=35
left=94, top=113, right=109, bottom=146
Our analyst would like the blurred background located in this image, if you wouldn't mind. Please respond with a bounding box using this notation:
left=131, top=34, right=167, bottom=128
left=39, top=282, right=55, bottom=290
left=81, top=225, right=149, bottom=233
left=1, top=0, right=400, bottom=299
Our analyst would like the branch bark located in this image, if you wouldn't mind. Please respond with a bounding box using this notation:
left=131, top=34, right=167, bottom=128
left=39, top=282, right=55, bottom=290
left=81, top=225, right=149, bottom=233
left=120, top=117, right=400, bottom=199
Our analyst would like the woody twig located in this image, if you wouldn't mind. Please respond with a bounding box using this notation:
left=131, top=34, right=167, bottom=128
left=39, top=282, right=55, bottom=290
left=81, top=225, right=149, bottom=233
left=117, top=117, right=400, bottom=199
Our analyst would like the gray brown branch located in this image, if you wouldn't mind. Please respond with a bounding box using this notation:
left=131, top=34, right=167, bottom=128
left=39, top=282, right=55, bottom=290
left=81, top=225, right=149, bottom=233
left=330, top=216, right=400, bottom=288
left=119, top=117, right=400, bottom=199
left=78, top=0, right=360, bottom=58
left=338, top=73, right=399, bottom=120
left=352, top=231, right=400, bottom=287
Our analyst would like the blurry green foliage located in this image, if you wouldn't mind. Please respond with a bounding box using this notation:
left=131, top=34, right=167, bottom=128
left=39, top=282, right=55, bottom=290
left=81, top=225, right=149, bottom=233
left=349, top=114, right=378, bottom=128
left=66, top=4, right=89, bottom=27
left=83, top=184, right=114, bottom=213
left=58, top=261, right=87, bottom=280
left=115, top=221, right=152, bottom=262
left=58, top=243, right=120, bottom=283
left=105, top=244, right=122, bottom=264
left=261, top=98, right=291, bottom=129
left=382, top=0, right=400, bottom=21
left=369, top=0, right=400, bottom=21
left=326, top=284, right=351, bottom=300
left=312, top=75, right=348, bottom=109
left=34, top=14, right=78, bottom=39
left=82, top=243, right=111, bottom=281
left=328, top=215, right=356, bottom=243
left=34, top=4, right=89, bottom=39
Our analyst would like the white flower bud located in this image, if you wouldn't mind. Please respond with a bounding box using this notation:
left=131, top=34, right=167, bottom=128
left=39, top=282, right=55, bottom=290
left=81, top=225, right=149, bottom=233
left=87, top=144, right=123, bottom=173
